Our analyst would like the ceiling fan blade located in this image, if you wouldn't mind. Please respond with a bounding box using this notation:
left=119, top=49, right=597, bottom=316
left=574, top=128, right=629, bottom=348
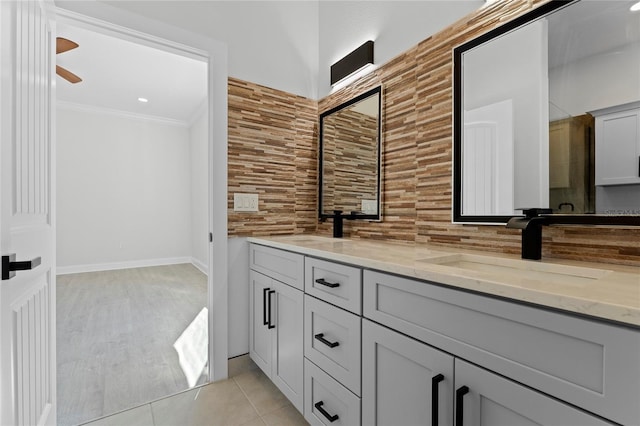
left=56, top=65, right=82, bottom=84
left=56, top=37, right=79, bottom=54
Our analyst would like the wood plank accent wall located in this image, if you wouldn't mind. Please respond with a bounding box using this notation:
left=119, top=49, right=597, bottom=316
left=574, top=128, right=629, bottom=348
left=228, top=0, right=640, bottom=266
left=228, top=78, right=317, bottom=236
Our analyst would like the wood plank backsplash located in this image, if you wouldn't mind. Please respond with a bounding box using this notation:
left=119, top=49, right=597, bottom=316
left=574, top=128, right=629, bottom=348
left=228, top=0, right=640, bottom=266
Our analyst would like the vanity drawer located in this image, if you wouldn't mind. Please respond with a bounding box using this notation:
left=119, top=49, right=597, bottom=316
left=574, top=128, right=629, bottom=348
left=363, top=270, right=640, bottom=426
left=305, top=257, right=362, bottom=314
left=304, top=295, right=361, bottom=395
left=249, top=244, right=304, bottom=290
left=304, top=358, right=361, bottom=426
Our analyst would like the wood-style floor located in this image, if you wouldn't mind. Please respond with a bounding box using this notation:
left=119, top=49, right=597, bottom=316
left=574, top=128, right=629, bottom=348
left=57, top=264, right=208, bottom=426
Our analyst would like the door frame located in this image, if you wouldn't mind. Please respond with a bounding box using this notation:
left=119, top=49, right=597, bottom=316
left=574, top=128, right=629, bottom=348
left=55, top=5, right=229, bottom=381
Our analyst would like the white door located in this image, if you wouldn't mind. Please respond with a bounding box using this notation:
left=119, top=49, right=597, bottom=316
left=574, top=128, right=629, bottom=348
left=1, top=1, right=56, bottom=425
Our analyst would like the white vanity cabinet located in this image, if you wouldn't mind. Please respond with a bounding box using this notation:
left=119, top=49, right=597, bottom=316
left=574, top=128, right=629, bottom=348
left=247, top=239, right=639, bottom=425
left=363, top=270, right=638, bottom=426
left=594, top=101, right=640, bottom=186
left=249, top=244, right=304, bottom=413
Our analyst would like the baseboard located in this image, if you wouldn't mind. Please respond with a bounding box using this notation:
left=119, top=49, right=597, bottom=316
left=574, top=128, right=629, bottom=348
left=56, top=257, right=193, bottom=275
left=191, top=257, right=209, bottom=275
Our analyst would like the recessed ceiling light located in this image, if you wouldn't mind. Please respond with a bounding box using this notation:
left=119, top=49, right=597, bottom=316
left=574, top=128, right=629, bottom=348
left=138, top=97, right=148, bottom=103
left=631, top=1, right=640, bottom=12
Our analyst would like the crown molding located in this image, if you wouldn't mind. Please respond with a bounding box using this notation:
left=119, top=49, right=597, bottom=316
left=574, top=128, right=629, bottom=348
left=57, top=100, right=190, bottom=127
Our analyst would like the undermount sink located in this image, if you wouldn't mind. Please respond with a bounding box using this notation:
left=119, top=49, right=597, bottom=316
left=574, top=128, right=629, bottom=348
left=418, top=253, right=612, bottom=280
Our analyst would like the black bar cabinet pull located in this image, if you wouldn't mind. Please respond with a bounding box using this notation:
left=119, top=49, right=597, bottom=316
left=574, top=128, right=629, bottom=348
left=638, top=156, right=640, bottom=177
left=314, top=401, right=339, bottom=422
left=431, top=374, right=444, bottom=426
left=455, top=386, right=469, bottom=426
left=262, top=288, right=270, bottom=326
left=315, top=278, right=340, bottom=288
left=267, top=290, right=276, bottom=329
left=2, top=254, right=42, bottom=281
left=314, top=333, right=340, bottom=348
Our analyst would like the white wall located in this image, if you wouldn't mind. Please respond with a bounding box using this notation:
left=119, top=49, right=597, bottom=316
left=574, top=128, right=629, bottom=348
left=189, top=105, right=209, bottom=273
left=57, top=106, right=192, bottom=272
left=228, top=237, right=249, bottom=357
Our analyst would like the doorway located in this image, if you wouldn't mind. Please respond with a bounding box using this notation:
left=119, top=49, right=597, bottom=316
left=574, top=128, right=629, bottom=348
left=54, top=14, right=211, bottom=425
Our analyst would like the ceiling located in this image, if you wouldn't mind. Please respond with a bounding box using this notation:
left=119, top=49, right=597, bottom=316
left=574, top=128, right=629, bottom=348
left=548, top=0, right=640, bottom=68
left=56, top=23, right=207, bottom=124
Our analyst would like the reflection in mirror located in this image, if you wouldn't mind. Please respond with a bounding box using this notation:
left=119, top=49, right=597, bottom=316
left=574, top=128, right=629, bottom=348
left=454, top=0, right=640, bottom=223
left=319, top=86, right=382, bottom=220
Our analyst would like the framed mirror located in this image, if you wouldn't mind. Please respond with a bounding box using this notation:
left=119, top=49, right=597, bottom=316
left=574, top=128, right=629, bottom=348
left=453, top=0, right=640, bottom=224
left=319, top=86, right=382, bottom=221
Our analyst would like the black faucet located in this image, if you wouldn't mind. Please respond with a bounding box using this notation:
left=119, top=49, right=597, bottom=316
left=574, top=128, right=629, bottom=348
left=507, top=208, right=640, bottom=260
left=331, top=210, right=366, bottom=238
left=506, top=208, right=553, bottom=260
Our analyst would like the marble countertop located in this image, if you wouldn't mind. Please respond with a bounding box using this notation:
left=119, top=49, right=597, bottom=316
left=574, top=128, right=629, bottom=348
left=247, top=235, right=640, bottom=328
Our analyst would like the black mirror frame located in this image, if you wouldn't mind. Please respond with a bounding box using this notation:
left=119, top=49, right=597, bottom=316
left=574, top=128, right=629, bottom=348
left=452, top=0, right=574, bottom=224
left=318, top=85, right=383, bottom=221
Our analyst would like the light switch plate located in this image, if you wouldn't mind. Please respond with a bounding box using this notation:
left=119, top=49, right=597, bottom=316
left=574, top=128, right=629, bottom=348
left=234, top=193, right=259, bottom=212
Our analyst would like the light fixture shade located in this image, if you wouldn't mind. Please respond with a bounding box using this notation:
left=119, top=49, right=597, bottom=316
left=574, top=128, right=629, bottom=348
left=330, top=40, right=374, bottom=85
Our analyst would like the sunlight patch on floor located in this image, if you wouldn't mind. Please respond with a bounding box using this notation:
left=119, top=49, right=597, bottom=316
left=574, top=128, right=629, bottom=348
left=174, top=307, right=208, bottom=387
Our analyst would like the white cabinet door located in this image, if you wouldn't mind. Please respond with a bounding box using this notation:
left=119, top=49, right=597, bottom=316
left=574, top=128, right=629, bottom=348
left=249, top=269, right=304, bottom=414
left=271, top=279, right=304, bottom=413
left=595, top=106, right=640, bottom=185
left=454, top=359, right=613, bottom=426
left=362, top=319, right=454, bottom=426
left=249, top=270, right=273, bottom=375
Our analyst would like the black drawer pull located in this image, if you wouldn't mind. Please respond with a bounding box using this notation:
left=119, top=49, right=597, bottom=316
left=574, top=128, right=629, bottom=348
left=314, top=401, right=339, bottom=422
left=431, top=374, right=444, bottom=426
left=314, top=333, right=340, bottom=348
left=262, top=287, right=270, bottom=326
left=455, top=386, right=469, bottom=426
left=267, top=290, right=275, bottom=329
left=315, top=278, right=340, bottom=288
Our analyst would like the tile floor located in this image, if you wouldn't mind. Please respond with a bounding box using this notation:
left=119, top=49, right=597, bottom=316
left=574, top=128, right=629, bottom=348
left=80, top=355, right=309, bottom=426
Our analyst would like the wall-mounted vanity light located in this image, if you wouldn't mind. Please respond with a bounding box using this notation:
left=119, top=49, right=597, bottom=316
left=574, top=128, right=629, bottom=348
left=330, top=40, right=374, bottom=86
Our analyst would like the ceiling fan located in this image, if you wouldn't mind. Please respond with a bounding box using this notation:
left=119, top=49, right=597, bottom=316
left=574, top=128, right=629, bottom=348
left=56, top=37, right=82, bottom=84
